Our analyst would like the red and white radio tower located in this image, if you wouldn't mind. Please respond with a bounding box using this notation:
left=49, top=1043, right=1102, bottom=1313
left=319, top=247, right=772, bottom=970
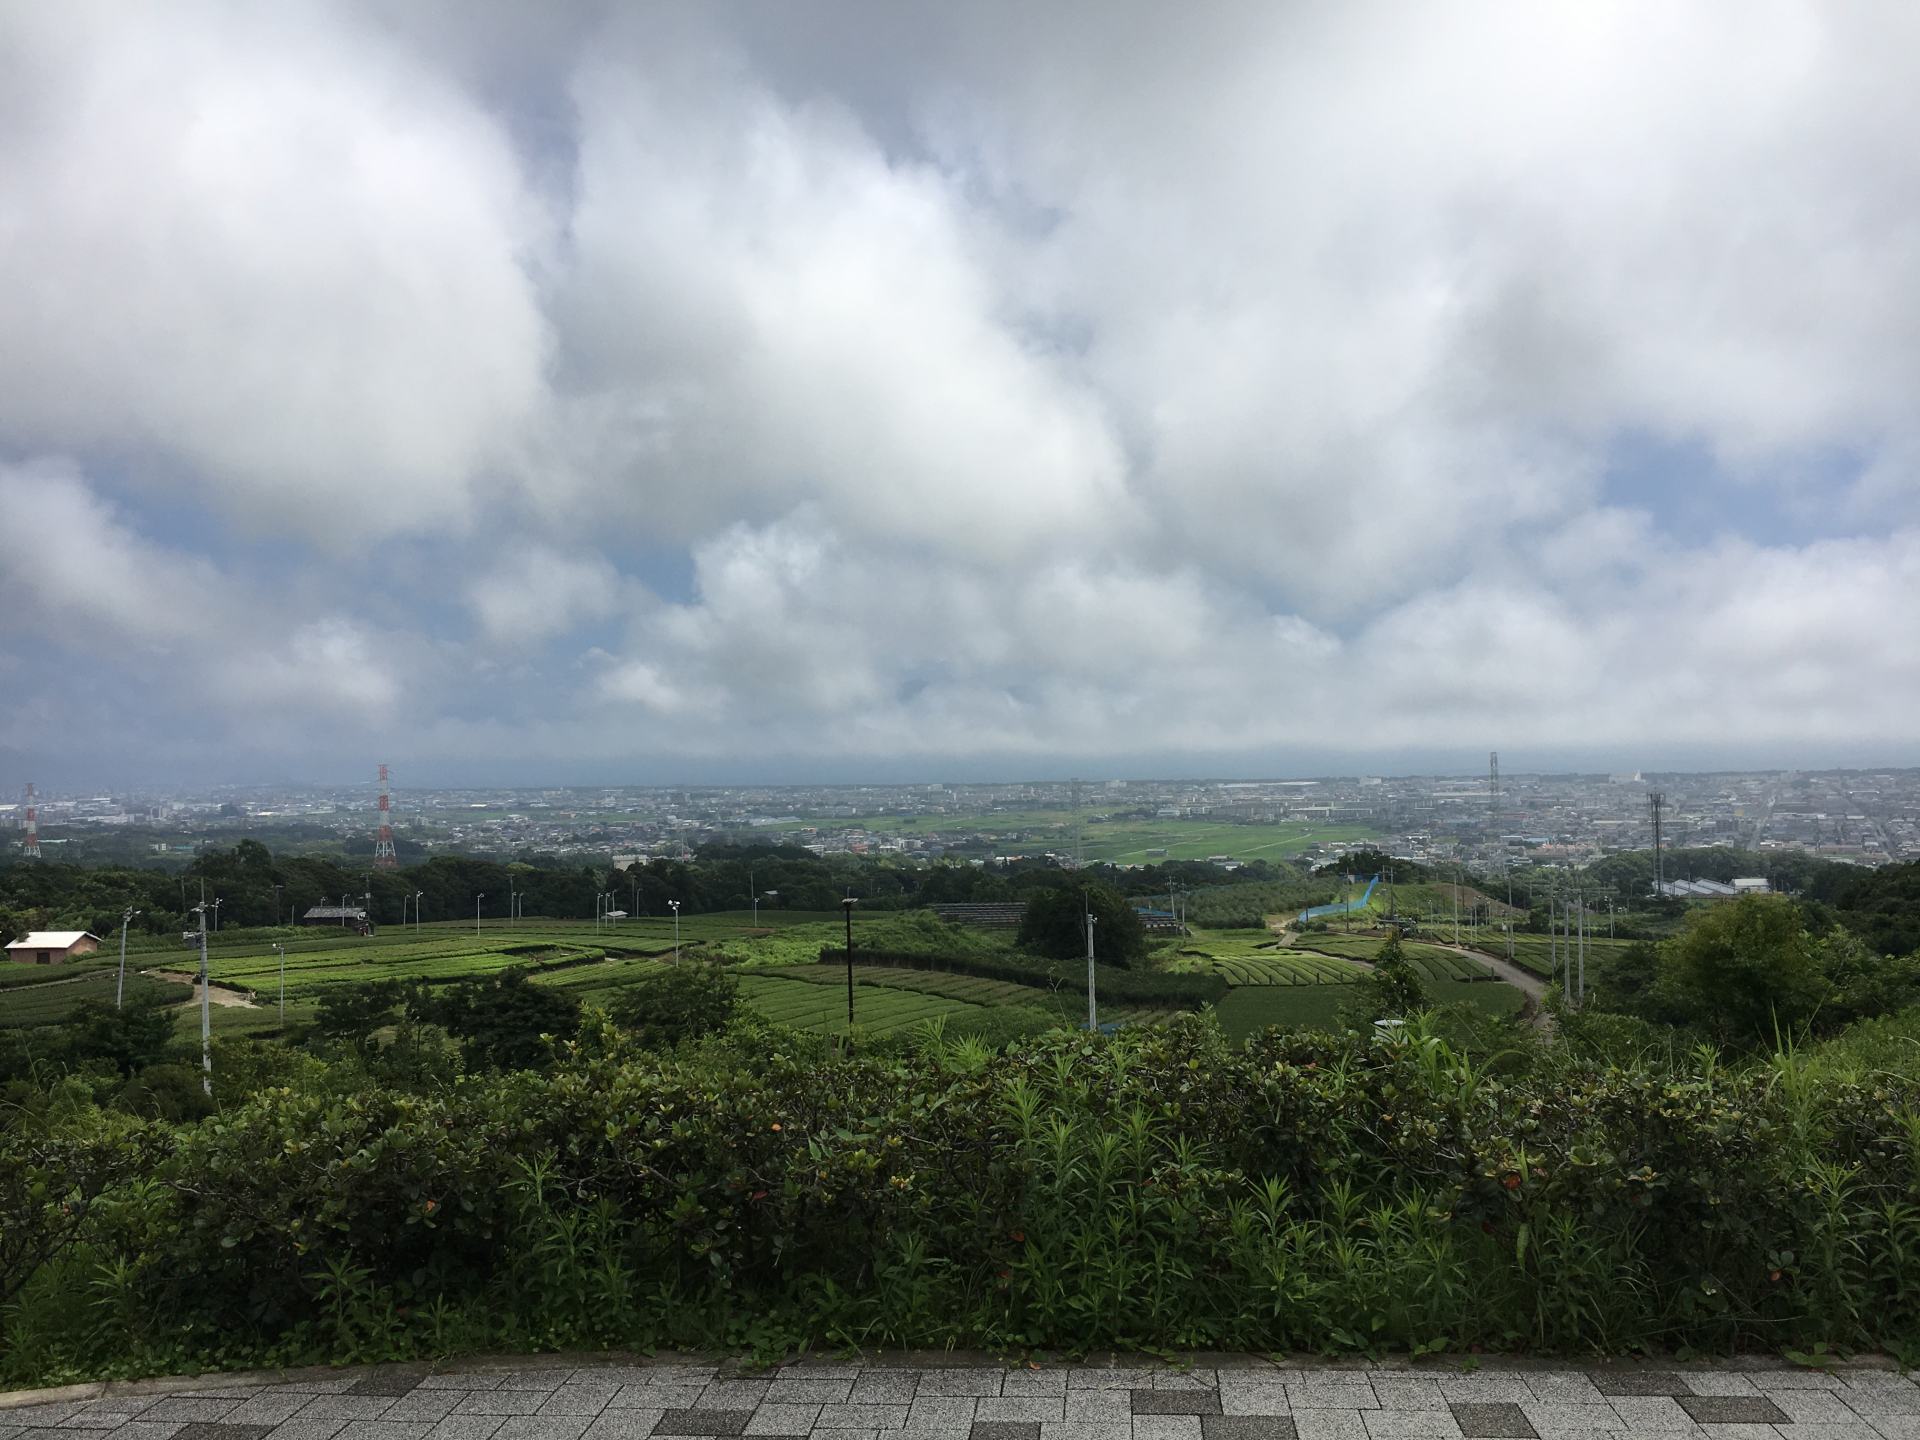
left=373, top=764, right=398, bottom=868
left=21, top=783, right=41, bottom=859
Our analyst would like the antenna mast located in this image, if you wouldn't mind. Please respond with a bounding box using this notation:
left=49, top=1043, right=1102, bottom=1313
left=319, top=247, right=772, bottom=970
left=373, top=764, right=398, bottom=868
left=1649, top=790, right=1666, bottom=898
left=21, top=783, right=40, bottom=859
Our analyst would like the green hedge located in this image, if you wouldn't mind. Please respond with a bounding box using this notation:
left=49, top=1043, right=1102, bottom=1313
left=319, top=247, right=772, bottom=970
left=6, top=1016, right=1920, bottom=1381
left=816, top=945, right=1228, bottom=1008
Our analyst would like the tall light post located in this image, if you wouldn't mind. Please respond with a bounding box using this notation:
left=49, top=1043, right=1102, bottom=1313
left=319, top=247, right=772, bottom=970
left=754, top=888, right=779, bottom=926
left=211, top=897, right=224, bottom=934
left=116, top=906, right=141, bottom=1009
left=415, top=890, right=424, bottom=931
left=841, top=896, right=858, bottom=1032
left=475, top=893, right=486, bottom=936
left=191, top=901, right=212, bottom=1098
left=274, top=943, right=286, bottom=1024
left=668, top=899, right=681, bottom=963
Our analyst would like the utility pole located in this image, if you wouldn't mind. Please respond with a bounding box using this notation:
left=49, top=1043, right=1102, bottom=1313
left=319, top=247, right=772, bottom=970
left=1085, top=903, right=1098, bottom=1033
left=669, top=899, right=681, bottom=963
left=475, top=893, right=485, bottom=936
left=275, top=943, right=286, bottom=1024
left=116, top=907, right=140, bottom=1008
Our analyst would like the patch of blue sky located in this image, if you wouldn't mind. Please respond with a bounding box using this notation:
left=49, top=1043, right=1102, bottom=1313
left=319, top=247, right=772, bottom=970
left=1600, top=429, right=1871, bottom=546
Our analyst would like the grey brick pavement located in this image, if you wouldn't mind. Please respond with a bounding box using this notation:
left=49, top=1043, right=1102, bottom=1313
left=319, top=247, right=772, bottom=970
left=7, top=1360, right=1918, bottom=1440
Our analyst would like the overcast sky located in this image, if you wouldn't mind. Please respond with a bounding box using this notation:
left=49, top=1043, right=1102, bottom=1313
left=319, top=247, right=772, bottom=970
left=3, top=1, right=1919, bottom=788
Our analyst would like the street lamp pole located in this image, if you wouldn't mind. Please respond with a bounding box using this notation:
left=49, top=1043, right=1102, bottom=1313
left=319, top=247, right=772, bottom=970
left=841, top=896, right=858, bottom=1032
left=475, top=893, right=486, bottom=936
left=117, top=907, right=140, bottom=1008
left=415, top=891, right=424, bottom=931
left=275, top=943, right=286, bottom=1023
left=192, top=902, right=212, bottom=1098
left=668, top=899, right=681, bottom=962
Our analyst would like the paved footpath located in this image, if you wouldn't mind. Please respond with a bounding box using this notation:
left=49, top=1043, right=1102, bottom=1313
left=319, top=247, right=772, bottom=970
left=5, top=1356, right=1918, bottom=1440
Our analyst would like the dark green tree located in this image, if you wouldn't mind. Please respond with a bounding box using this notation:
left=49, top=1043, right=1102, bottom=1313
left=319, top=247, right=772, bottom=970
left=409, top=968, right=581, bottom=1071
left=308, top=980, right=407, bottom=1053
left=1654, top=895, right=1829, bottom=1047
left=1017, top=882, right=1147, bottom=968
left=609, top=965, right=739, bottom=1049
left=1340, top=931, right=1428, bottom=1026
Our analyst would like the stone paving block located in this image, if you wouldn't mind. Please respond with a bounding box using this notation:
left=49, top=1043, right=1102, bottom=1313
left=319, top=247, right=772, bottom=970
left=608, top=1392, right=701, bottom=1414
left=1001, top=1378, right=1067, bottom=1402
left=1694, top=1426, right=1795, bottom=1440
left=148, top=1405, right=247, bottom=1425
left=760, top=1383, right=853, bottom=1409
left=1288, top=1414, right=1367, bottom=1440
left=224, top=1399, right=314, bottom=1429
left=1284, top=1385, right=1376, bottom=1414
left=334, top=1423, right=432, bottom=1440
left=745, top=1406, right=820, bottom=1435
left=266, top=1383, right=362, bottom=1399
left=908, top=1400, right=980, bottom=1428
left=892, top=1427, right=978, bottom=1440
left=1153, top=1377, right=1220, bottom=1394
left=421, top=1420, right=505, bottom=1440
left=536, top=1391, right=616, bottom=1420
left=1132, top=1418, right=1202, bottom=1440
left=1434, top=1381, right=1529, bottom=1407
left=1747, top=1369, right=1843, bottom=1390
left=266, top=1417, right=350, bottom=1440
left=971, top=1424, right=1040, bottom=1440
left=1675, top=1395, right=1788, bottom=1425
left=1864, top=1419, right=1920, bottom=1440
left=812, top=1405, right=909, bottom=1429
left=1584, top=1373, right=1691, bottom=1398
left=578, top=1414, right=660, bottom=1440
left=1215, top=1381, right=1289, bottom=1419
left=417, top=1380, right=500, bottom=1395
left=5, top=1408, right=86, bottom=1427
left=1037, top=1424, right=1127, bottom=1440
left=452, top=1398, right=545, bottom=1420
left=1516, top=1380, right=1602, bottom=1409
left=1515, top=1406, right=1613, bottom=1434
left=297, top=1403, right=397, bottom=1425
left=1367, top=1385, right=1439, bottom=1413
left=1067, top=1374, right=1151, bottom=1393
left=1130, top=1395, right=1219, bottom=1417
left=1770, top=1425, right=1884, bottom=1440
left=1846, top=1386, right=1920, bottom=1417
left=102, top=1424, right=186, bottom=1440
left=1446, top=1405, right=1536, bottom=1440
left=975, top=1401, right=1064, bottom=1425
left=379, top=1398, right=458, bottom=1426
left=920, top=1376, right=1002, bottom=1400
left=651, top=1410, right=751, bottom=1437
left=847, top=1377, right=919, bottom=1406
left=172, top=1426, right=275, bottom=1440
left=774, top=1366, right=862, bottom=1381
left=1677, top=1373, right=1762, bottom=1397
left=1202, top=1420, right=1296, bottom=1440
left=491, top=1381, right=568, bottom=1398
left=349, top=1381, right=423, bottom=1401
left=1359, top=1413, right=1461, bottom=1439
left=1768, top=1393, right=1863, bottom=1425
left=1599, top=1395, right=1695, bottom=1430
left=490, top=1419, right=589, bottom=1440
left=1063, top=1395, right=1135, bottom=1425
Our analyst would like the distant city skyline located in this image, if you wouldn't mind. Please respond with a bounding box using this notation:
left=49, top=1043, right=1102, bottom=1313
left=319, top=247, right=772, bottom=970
left=4, top=5, right=1918, bottom=780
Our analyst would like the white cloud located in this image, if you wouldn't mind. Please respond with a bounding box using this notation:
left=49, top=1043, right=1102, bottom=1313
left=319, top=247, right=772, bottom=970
left=0, top=2, right=549, bottom=540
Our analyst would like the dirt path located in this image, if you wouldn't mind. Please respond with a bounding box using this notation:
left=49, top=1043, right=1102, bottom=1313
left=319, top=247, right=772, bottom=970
left=147, top=969, right=255, bottom=1007
left=1274, top=922, right=1554, bottom=1032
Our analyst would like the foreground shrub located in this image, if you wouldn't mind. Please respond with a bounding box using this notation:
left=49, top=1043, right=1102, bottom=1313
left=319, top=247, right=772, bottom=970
left=609, top=964, right=739, bottom=1048
left=4, top=1013, right=1920, bottom=1381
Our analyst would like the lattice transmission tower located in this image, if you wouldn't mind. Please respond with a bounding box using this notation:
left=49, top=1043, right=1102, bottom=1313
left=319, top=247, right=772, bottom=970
left=373, top=764, right=398, bottom=868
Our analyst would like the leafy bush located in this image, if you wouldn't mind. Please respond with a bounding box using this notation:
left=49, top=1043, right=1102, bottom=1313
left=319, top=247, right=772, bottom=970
left=609, top=965, right=739, bottom=1048
left=1339, top=932, right=1427, bottom=1027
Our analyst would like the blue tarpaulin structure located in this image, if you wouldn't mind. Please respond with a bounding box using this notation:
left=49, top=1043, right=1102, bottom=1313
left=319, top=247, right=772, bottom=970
left=1299, top=873, right=1379, bottom=923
